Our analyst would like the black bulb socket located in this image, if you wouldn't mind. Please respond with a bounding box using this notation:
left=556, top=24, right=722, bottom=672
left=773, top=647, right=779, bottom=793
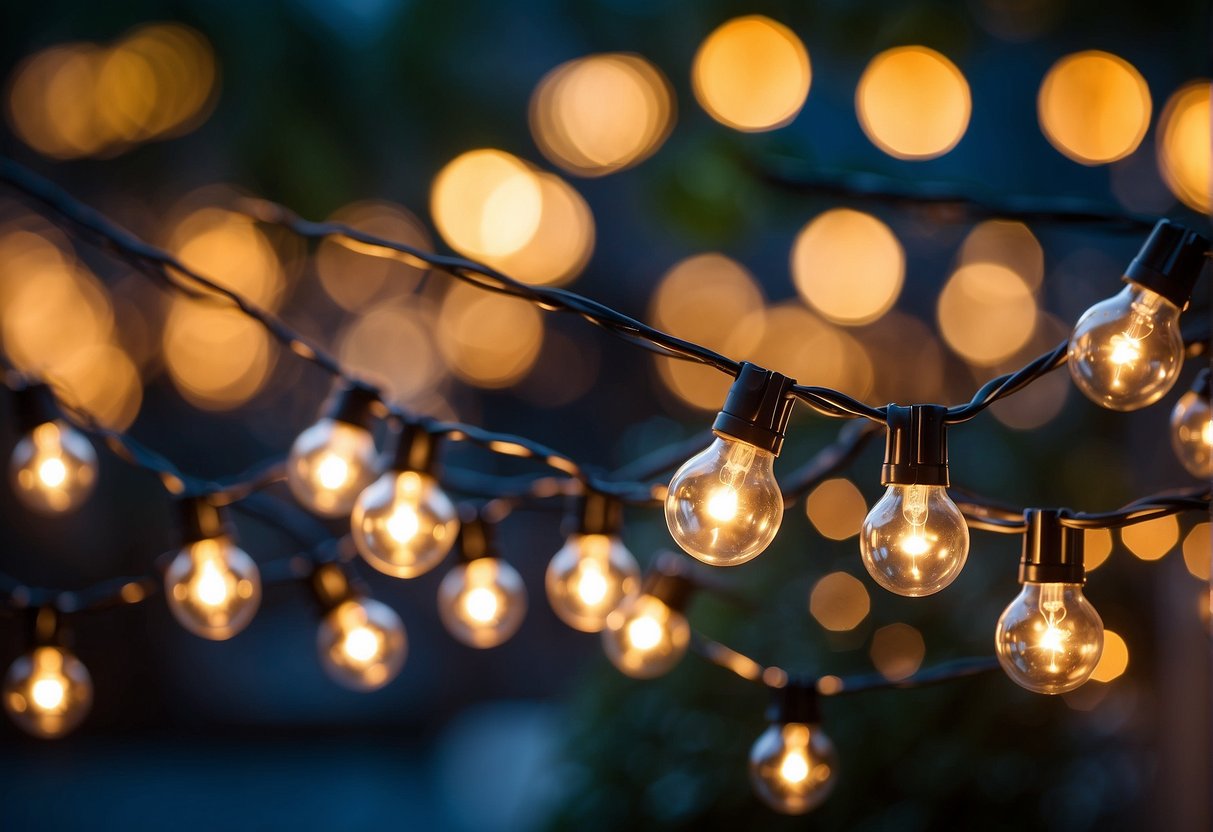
left=712, top=363, right=796, bottom=457
left=457, top=512, right=498, bottom=562
left=177, top=497, right=233, bottom=546
left=563, top=490, right=623, bottom=537
left=1123, top=219, right=1210, bottom=309
left=13, top=381, right=61, bottom=432
left=390, top=422, right=440, bottom=475
left=641, top=552, right=695, bottom=612
left=26, top=606, right=66, bottom=648
left=310, top=562, right=359, bottom=610
left=766, top=678, right=821, bottom=725
left=1189, top=367, right=1211, bottom=399
left=880, top=405, right=950, bottom=487
left=1019, top=509, right=1085, bottom=585
left=326, top=381, right=384, bottom=433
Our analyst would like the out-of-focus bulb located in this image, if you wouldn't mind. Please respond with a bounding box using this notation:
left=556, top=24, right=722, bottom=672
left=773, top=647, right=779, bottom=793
left=602, top=587, right=690, bottom=678
left=3, top=646, right=93, bottom=739
left=317, top=598, right=407, bottom=691
left=438, top=557, right=528, bottom=648
left=353, top=470, right=459, bottom=577
left=10, top=420, right=97, bottom=513
left=165, top=537, right=261, bottom=640
left=750, top=722, right=838, bottom=814
left=1171, top=370, right=1212, bottom=479
left=860, top=483, right=969, bottom=596
left=288, top=417, right=379, bottom=517
left=996, top=581, right=1103, bottom=694
left=546, top=533, right=640, bottom=632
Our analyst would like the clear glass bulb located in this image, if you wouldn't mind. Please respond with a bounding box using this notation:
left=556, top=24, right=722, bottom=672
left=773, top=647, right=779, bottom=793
left=9, top=420, right=97, bottom=513
left=352, top=470, right=459, bottom=578
left=749, top=722, right=838, bottom=814
left=545, top=533, right=641, bottom=633
left=287, top=418, right=379, bottom=517
left=437, top=558, right=528, bottom=648
left=860, top=484, right=969, bottom=596
left=665, top=436, right=783, bottom=566
left=995, top=582, right=1104, bottom=694
left=601, top=592, right=690, bottom=678
left=316, top=598, right=407, bottom=691
left=3, top=646, right=93, bottom=739
left=1067, top=284, right=1184, bottom=411
left=164, top=537, right=262, bottom=640
left=1171, top=389, right=1213, bottom=479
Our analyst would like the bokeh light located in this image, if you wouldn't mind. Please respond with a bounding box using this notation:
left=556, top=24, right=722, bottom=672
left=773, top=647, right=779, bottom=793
left=748, top=303, right=874, bottom=400
left=315, top=201, right=432, bottom=312
left=1182, top=523, right=1210, bottom=580
left=5, top=23, right=217, bottom=159
left=1120, top=515, right=1179, bottom=561
left=809, top=572, right=870, bottom=632
left=1090, top=630, right=1129, bottom=683
left=870, top=623, right=925, bottom=681
left=855, top=312, right=946, bottom=405
left=487, top=172, right=595, bottom=287
left=1155, top=80, right=1212, bottom=213
left=790, top=209, right=904, bottom=326
left=958, top=220, right=1044, bottom=291
left=1037, top=51, right=1151, bottom=165
left=530, top=54, right=673, bottom=176
left=338, top=300, right=444, bottom=405
left=1084, top=528, right=1114, bottom=572
left=437, top=282, right=544, bottom=388
left=937, top=263, right=1037, bottom=366
left=431, top=149, right=543, bottom=261
left=691, top=15, right=810, bottom=132
left=805, top=478, right=867, bottom=541
left=856, top=46, right=970, bottom=160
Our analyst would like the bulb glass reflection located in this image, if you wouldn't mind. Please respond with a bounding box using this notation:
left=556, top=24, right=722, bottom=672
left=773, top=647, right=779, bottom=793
left=602, top=593, right=690, bottom=678
left=1171, top=389, right=1213, bottom=478
left=665, top=436, right=783, bottom=566
left=352, top=470, right=459, bottom=577
left=545, top=533, right=640, bottom=632
left=10, top=421, right=97, bottom=513
left=1068, top=285, right=1184, bottom=411
left=317, top=598, right=407, bottom=691
left=165, top=537, right=262, bottom=640
left=438, top=558, right=527, bottom=648
left=860, top=484, right=969, bottom=596
left=749, top=722, right=837, bottom=814
left=3, top=646, right=93, bottom=738
left=996, top=582, right=1104, bottom=694
left=287, top=418, right=379, bottom=517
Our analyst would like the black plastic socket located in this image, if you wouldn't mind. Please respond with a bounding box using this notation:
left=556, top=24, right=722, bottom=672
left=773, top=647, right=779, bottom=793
left=1019, top=509, right=1085, bottom=585
left=711, top=362, right=796, bottom=456
left=457, top=512, right=498, bottom=562
left=390, top=422, right=440, bottom=474
left=1123, top=219, right=1210, bottom=309
left=177, top=497, right=232, bottom=545
left=766, top=678, right=821, bottom=725
left=563, top=490, right=624, bottom=537
left=26, top=606, right=64, bottom=648
left=880, top=405, right=950, bottom=487
left=326, top=381, right=384, bottom=432
left=1190, top=367, right=1211, bottom=399
left=640, top=552, right=696, bottom=611
left=310, top=562, right=357, bottom=610
left=13, top=381, right=60, bottom=431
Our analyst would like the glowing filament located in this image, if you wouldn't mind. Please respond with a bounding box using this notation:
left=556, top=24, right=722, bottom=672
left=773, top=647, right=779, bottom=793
left=626, top=615, right=663, bottom=650
left=386, top=505, right=421, bottom=543
left=342, top=625, right=382, bottom=663
left=1109, top=334, right=1142, bottom=366
left=37, top=458, right=67, bottom=488
left=1036, top=584, right=1069, bottom=672
left=575, top=562, right=609, bottom=606
left=193, top=559, right=230, bottom=608
left=316, top=454, right=351, bottom=490
left=779, top=750, right=810, bottom=784
left=464, top=587, right=500, bottom=623
left=1202, top=420, right=1213, bottom=447
left=706, top=486, right=739, bottom=521
left=30, top=677, right=66, bottom=711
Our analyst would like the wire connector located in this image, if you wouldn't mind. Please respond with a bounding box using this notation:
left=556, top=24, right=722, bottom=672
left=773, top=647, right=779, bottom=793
left=712, top=362, right=796, bottom=456
left=1019, top=509, right=1085, bottom=584
left=880, top=405, right=949, bottom=487
left=1123, top=219, right=1211, bottom=309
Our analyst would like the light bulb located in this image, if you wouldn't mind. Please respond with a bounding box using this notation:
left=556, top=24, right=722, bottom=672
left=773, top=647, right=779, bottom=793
left=860, top=483, right=969, bottom=597
left=317, top=598, right=407, bottom=691
left=602, top=590, right=690, bottom=679
left=749, top=722, right=838, bottom=814
left=1170, top=370, right=1212, bottom=479
left=165, top=536, right=262, bottom=640
left=996, top=582, right=1103, bottom=694
left=288, top=417, right=379, bottom=517
left=9, top=420, right=97, bottom=513
left=438, top=557, right=528, bottom=648
left=546, top=533, right=641, bottom=632
left=665, top=363, right=794, bottom=567
left=3, top=646, right=93, bottom=739
left=353, top=470, right=459, bottom=577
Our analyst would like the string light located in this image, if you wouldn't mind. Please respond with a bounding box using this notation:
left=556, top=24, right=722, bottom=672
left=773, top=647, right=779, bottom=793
left=7, top=380, right=97, bottom=513
left=749, top=681, right=838, bottom=815
left=602, top=557, right=693, bottom=678
left=1171, top=369, right=1212, bottom=479
left=312, top=563, right=407, bottom=691
left=352, top=422, right=459, bottom=578
left=164, top=498, right=262, bottom=640
left=995, top=510, right=1103, bottom=694
left=437, top=515, right=528, bottom=648
left=665, top=363, right=793, bottom=566
left=545, top=492, right=640, bottom=632
left=2, top=608, right=92, bottom=739
left=287, top=381, right=382, bottom=517
left=1068, top=220, right=1208, bottom=411
left=861, top=406, right=969, bottom=596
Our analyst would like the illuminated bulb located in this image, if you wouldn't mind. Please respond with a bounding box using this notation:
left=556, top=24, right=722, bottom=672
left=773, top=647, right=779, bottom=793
left=317, top=598, right=407, bottom=691
left=602, top=571, right=691, bottom=678
left=1170, top=370, right=1212, bottom=479
left=438, top=557, right=528, bottom=648
left=665, top=363, right=794, bottom=566
left=996, top=582, right=1103, bottom=694
left=861, top=406, right=968, bottom=597
left=10, top=420, right=97, bottom=514
left=165, top=536, right=261, bottom=640
left=1067, top=220, right=1208, bottom=411
left=749, top=682, right=837, bottom=814
left=287, top=384, right=383, bottom=517
left=546, top=500, right=640, bottom=632
left=3, top=646, right=93, bottom=739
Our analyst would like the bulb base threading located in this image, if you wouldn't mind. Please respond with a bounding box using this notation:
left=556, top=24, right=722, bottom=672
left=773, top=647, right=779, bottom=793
left=766, top=679, right=821, bottom=725
left=177, top=497, right=232, bottom=545
left=390, top=422, right=440, bottom=474
left=12, top=381, right=61, bottom=432
left=711, top=363, right=796, bottom=456
left=327, top=381, right=384, bottom=432
left=1019, top=509, right=1085, bottom=584
left=1123, top=219, right=1210, bottom=309
left=880, top=405, right=950, bottom=486
left=564, top=490, right=624, bottom=537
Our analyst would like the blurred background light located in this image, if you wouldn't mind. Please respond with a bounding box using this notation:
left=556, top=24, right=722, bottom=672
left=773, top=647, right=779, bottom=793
left=1182, top=523, right=1210, bottom=580
left=1120, top=515, right=1180, bottom=561
left=437, top=282, right=544, bottom=388
left=1084, top=528, right=1114, bottom=571
left=314, top=200, right=432, bottom=312
left=1155, top=80, right=1211, bottom=213
left=869, top=623, right=925, bottom=681
left=809, top=571, right=870, bottom=632
left=1090, top=630, right=1129, bottom=683
left=937, top=262, right=1037, bottom=366
left=856, top=46, right=970, bottom=160
left=805, top=478, right=867, bottom=541
left=1037, top=51, right=1151, bottom=165
left=790, top=208, right=904, bottom=326
left=431, top=149, right=543, bottom=262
